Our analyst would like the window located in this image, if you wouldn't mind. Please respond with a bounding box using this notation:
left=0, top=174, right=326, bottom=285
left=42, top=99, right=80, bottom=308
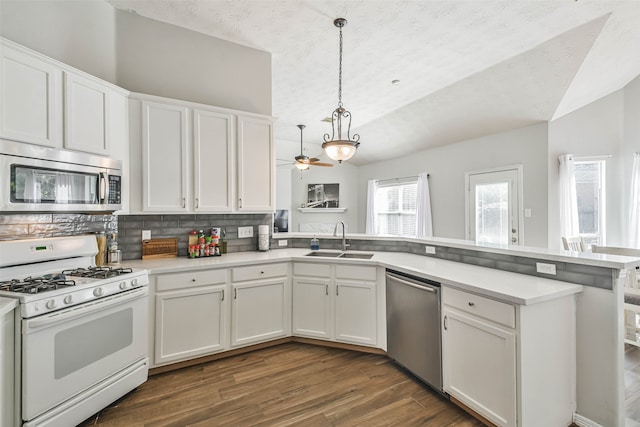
left=375, top=179, right=417, bottom=236
left=574, top=159, right=606, bottom=247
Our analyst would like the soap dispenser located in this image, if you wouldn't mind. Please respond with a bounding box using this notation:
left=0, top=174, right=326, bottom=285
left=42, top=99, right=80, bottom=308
left=310, top=235, right=320, bottom=251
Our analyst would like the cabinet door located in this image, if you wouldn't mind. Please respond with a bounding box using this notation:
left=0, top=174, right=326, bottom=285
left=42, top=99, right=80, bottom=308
left=142, top=101, right=188, bottom=212
left=0, top=43, right=61, bottom=147
left=231, top=278, right=286, bottom=347
left=293, top=277, right=331, bottom=339
left=442, top=308, right=516, bottom=427
left=334, top=280, right=377, bottom=346
left=155, top=285, right=227, bottom=365
left=237, top=116, right=274, bottom=212
left=193, top=109, right=234, bottom=212
left=64, top=72, right=110, bottom=155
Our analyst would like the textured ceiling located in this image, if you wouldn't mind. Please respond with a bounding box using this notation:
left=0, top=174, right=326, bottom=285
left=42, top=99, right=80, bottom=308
left=106, top=0, right=640, bottom=166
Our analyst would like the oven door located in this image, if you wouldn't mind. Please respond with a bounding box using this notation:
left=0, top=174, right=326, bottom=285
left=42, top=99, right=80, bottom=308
left=21, top=287, right=148, bottom=422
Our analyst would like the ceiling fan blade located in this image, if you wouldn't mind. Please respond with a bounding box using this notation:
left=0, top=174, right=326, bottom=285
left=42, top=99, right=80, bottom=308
left=309, top=162, right=333, bottom=167
left=308, top=157, right=321, bottom=162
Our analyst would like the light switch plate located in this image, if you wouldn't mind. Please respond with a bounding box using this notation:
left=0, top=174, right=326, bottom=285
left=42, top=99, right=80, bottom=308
left=278, top=240, right=288, bottom=247
left=536, top=262, right=557, bottom=275
left=425, top=245, right=436, bottom=254
left=142, top=230, right=151, bottom=240
left=238, top=226, right=254, bottom=238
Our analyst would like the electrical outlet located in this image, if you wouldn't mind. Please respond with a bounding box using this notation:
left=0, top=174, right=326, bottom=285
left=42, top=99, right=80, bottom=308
left=142, top=230, right=151, bottom=240
left=536, top=262, right=557, bottom=275
left=238, top=226, right=254, bottom=238
left=425, top=245, right=436, bottom=254
left=278, top=240, right=288, bottom=247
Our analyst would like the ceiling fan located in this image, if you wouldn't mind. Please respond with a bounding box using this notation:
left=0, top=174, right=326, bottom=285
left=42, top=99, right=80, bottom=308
left=292, top=124, right=333, bottom=170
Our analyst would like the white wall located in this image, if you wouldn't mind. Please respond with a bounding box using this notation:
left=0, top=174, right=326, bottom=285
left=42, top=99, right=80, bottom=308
left=290, top=163, right=359, bottom=233
left=115, top=10, right=272, bottom=116
left=0, top=0, right=117, bottom=83
left=357, top=122, right=549, bottom=248
left=548, top=90, right=625, bottom=248
left=623, top=75, right=640, bottom=247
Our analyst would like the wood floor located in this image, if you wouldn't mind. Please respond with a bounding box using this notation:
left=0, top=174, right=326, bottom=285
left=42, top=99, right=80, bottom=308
left=78, top=343, right=485, bottom=427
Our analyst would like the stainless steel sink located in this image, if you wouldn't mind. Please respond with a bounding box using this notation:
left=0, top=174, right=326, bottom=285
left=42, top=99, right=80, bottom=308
left=305, top=251, right=343, bottom=257
left=305, top=251, right=374, bottom=259
left=338, top=252, right=374, bottom=259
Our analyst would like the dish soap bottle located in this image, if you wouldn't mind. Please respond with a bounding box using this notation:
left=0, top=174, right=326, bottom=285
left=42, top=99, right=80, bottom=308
left=310, top=235, right=320, bottom=251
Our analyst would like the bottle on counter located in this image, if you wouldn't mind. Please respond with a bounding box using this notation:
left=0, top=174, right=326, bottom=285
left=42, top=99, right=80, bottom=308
left=310, top=235, right=320, bottom=251
left=188, top=230, right=198, bottom=258
left=221, top=228, right=227, bottom=254
left=95, top=232, right=107, bottom=266
left=108, top=233, right=121, bottom=264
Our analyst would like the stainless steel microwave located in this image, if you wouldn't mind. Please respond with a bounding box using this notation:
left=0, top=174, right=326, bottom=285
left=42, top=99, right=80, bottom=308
left=0, top=141, right=122, bottom=212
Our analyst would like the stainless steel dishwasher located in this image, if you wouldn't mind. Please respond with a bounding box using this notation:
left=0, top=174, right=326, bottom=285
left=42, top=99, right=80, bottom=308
left=386, top=269, right=442, bottom=392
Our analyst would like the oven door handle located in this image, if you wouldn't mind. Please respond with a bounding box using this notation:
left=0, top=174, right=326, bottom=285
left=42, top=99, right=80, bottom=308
left=25, top=287, right=148, bottom=332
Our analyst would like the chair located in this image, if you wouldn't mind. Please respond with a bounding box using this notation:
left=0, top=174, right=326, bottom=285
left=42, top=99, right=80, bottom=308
left=562, top=236, right=585, bottom=252
left=591, top=245, right=640, bottom=347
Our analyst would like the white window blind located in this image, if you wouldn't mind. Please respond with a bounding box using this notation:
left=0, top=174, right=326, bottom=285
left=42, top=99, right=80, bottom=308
left=375, top=179, right=418, bottom=236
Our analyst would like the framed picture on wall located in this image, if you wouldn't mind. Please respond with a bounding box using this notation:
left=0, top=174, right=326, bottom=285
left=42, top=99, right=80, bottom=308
left=306, top=183, right=339, bottom=208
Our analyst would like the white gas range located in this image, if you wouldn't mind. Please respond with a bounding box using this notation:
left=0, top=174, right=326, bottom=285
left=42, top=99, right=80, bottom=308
left=0, top=236, right=149, bottom=427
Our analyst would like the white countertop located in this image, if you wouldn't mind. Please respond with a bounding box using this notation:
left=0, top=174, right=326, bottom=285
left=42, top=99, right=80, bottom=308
left=122, top=249, right=583, bottom=306
left=0, top=297, right=18, bottom=317
left=272, top=233, right=640, bottom=270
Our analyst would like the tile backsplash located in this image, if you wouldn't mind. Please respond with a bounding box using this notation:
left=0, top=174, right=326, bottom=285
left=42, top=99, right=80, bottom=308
left=0, top=212, right=273, bottom=261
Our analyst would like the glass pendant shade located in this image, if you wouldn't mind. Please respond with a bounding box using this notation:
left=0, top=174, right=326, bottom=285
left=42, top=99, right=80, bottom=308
left=322, top=140, right=358, bottom=163
left=295, top=162, right=309, bottom=171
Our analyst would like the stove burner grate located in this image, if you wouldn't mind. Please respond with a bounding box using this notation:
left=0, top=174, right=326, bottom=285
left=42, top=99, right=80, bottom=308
left=62, top=266, right=133, bottom=279
left=0, top=275, right=76, bottom=294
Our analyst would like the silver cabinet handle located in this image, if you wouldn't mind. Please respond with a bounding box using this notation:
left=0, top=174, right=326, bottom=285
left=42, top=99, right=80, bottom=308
left=468, top=301, right=475, bottom=307
left=196, top=198, right=199, bottom=208
left=326, top=284, right=328, bottom=295
left=239, top=198, right=243, bottom=208
left=182, top=197, right=186, bottom=208
left=221, top=289, right=225, bottom=301
left=336, top=285, right=339, bottom=296
left=234, top=288, right=237, bottom=299
left=444, top=315, right=448, bottom=331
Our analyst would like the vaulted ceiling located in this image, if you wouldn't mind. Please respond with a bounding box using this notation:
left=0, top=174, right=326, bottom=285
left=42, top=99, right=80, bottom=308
left=106, top=0, right=640, bottom=165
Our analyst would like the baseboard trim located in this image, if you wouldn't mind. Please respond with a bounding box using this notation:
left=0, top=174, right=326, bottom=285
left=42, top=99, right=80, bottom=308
left=449, top=396, right=497, bottom=427
left=573, top=413, right=604, bottom=427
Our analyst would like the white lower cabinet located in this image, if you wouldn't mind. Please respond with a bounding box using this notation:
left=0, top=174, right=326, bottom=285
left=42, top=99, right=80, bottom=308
left=153, top=269, right=228, bottom=366
left=442, top=286, right=576, bottom=427
left=293, top=262, right=379, bottom=347
left=231, top=264, right=290, bottom=347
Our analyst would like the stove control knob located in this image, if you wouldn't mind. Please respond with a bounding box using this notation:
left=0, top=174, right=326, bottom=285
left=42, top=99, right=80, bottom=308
left=63, top=295, right=73, bottom=305
left=46, top=299, right=57, bottom=309
left=131, top=278, right=139, bottom=287
left=119, top=281, right=127, bottom=290
left=93, top=287, right=104, bottom=297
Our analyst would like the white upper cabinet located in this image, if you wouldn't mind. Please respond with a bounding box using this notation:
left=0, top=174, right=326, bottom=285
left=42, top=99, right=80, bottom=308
left=193, top=109, right=234, bottom=212
left=0, top=41, right=62, bottom=147
left=131, top=93, right=274, bottom=214
left=63, top=72, right=110, bottom=155
left=237, top=116, right=274, bottom=212
left=0, top=38, right=129, bottom=158
left=142, top=101, right=189, bottom=212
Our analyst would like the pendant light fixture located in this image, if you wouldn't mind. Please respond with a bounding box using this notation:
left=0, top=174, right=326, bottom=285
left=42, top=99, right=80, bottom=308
left=322, top=18, right=360, bottom=163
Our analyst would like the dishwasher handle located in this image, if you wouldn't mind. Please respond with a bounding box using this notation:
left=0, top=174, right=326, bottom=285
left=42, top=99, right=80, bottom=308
left=386, top=272, right=438, bottom=293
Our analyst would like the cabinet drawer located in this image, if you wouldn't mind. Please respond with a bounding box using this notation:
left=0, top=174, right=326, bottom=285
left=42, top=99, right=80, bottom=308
left=156, top=269, right=227, bottom=292
left=293, top=262, right=331, bottom=277
left=443, top=286, right=515, bottom=328
left=232, top=263, right=288, bottom=282
left=335, top=265, right=377, bottom=281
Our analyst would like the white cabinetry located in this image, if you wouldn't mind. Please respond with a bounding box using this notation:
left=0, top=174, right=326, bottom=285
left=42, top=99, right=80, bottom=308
left=63, top=72, right=110, bottom=155
left=0, top=41, right=61, bottom=147
left=230, top=263, right=290, bottom=347
left=130, top=93, right=274, bottom=214
left=0, top=300, right=17, bottom=427
left=0, top=38, right=128, bottom=157
left=153, top=269, right=228, bottom=366
left=442, top=286, right=576, bottom=427
left=237, top=116, right=274, bottom=211
left=293, top=262, right=379, bottom=347
left=142, top=101, right=189, bottom=212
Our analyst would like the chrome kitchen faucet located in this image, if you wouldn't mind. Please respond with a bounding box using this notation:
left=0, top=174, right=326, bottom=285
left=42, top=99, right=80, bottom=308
left=334, top=221, right=349, bottom=251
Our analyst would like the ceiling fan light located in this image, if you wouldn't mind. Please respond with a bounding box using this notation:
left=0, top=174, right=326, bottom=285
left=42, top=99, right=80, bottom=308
left=295, top=162, right=310, bottom=171
left=322, top=140, right=358, bottom=163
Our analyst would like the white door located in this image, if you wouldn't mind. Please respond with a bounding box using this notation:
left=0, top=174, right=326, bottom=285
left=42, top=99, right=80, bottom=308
left=466, top=167, right=522, bottom=245
left=292, top=277, right=331, bottom=339
left=237, top=115, right=274, bottom=211
left=334, top=280, right=377, bottom=346
left=231, top=279, right=286, bottom=347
